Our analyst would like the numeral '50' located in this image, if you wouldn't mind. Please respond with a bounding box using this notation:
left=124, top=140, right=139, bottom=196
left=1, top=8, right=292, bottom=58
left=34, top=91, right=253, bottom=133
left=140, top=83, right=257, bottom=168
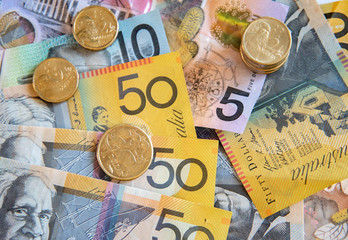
left=153, top=209, right=214, bottom=240
left=147, top=148, right=208, bottom=191
left=118, top=74, right=178, bottom=115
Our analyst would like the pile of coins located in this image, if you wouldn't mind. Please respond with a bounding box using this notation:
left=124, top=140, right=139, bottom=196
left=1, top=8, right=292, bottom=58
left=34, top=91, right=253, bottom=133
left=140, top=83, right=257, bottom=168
left=32, top=6, right=119, bottom=103
left=30, top=8, right=292, bottom=182
left=240, top=17, right=291, bottom=74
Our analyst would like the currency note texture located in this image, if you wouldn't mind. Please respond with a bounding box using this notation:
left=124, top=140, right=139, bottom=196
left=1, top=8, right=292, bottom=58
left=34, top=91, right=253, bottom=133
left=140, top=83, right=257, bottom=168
left=2, top=52, right=197, bottom=138
left=304, top=179, right=348, bottom=239
left=152, top=0, right=289, bottom=134
left=320, top=0, right=348, bottom=57
left=0, top=0, right=153, bottom=49
left=196, top=127, right=305, bottom=240
left=0, top=9, right=170, bottom=83
left=0, top=123, right=218, bottom=206
left=0, top=157, right=231, bottom=239
left=217, top=0, right=348, bottom=218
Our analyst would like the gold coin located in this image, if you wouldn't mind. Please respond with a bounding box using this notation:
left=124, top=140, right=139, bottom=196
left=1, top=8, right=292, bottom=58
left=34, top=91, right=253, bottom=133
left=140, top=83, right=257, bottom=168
left=73, top=6, right=119, bottom=50
left=96, top=124, right=153, bottom=181
left=33, top=58, right=79, bottom=102
left=241, top=17, right=291, bottom=66
left=240, top=47, right=288, bottom=74
left=241, top=54, right=284, bottom=74
left=241, top=43, right=289, bottom=69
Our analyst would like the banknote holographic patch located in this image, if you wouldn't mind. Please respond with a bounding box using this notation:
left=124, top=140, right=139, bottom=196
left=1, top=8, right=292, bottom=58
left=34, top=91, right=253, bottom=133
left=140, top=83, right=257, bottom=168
left=0, top=11, right=35, bottom=49
left=210, top=1, right=252, bottom=50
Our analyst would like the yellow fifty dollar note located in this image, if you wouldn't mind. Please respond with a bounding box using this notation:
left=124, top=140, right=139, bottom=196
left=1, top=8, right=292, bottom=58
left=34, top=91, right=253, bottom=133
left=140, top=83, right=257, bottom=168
left=0, top=157, right=231, bottom=239
left=217, top=86, right=348, bottom=218
left=0, top=124, right=218, bottom=206
left=320, top=1, right=348, bottom=56
left=3, top=52, right=196, bottom=138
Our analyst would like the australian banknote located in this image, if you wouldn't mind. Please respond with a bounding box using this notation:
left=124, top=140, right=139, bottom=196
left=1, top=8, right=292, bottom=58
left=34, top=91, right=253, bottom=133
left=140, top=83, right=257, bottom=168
left=304, top=179, right=348, bottom=239
left=0, top=157, right=231, bottom=239
left=2, top=52, right=197, bottom=138
left=320, top=0, right=348, bottom=55
left=0, top=0, right=153, bottom=49
left=0, top=9, right=170, bottom=80
left=0, top=123, right=218, bottom=206
left=151, top=0, right=289, bottom=134
left=196, top=127, right=304, bottom=240
left=216, top=0, right=348, bottom=218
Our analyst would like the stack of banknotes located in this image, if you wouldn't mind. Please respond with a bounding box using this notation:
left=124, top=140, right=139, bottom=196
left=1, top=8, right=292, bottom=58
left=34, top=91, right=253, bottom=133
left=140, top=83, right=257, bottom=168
left=0, top=0, right=347, bottom=239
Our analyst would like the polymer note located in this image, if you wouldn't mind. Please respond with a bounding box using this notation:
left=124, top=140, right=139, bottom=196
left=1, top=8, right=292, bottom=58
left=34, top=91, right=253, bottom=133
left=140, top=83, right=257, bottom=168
left=217, top=0, right=348, bottom=218
left=0, top=123, right=217, bottom=206
left=0, top=0, right=153, bottom=49
left=196, top=127, right=304, bottom=240
left=320, top=0, right=348, bottom=57
left=0, top=10, right=170, bottom=80
left=153, top=0, right=289, bottom=134
left=304, top=180, right=348, bottom=239
left=2, top=52, right=196, bottom=138
left=0, top=157, right=231, bottom=239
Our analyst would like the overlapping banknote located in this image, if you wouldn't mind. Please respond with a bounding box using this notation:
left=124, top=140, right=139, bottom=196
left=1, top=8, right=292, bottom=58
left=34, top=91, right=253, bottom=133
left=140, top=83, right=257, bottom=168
left=0, top=10, right=169, bottom=76
left=151, top=0, right=289, bottom=134
left=0, top=123, right=217, bottom=206
left=196, top=127, right=305, bottom=240
left=0, top=157, right=231, bottom=239
left=1, top=47, right=197, bottom=137
left=216, top=0, right=348, bottom=218
left=320, top=0, right=348, bottom=55
left=0, top=0, right=153, bottom=49
left=304, top=179, right=348, bottom=240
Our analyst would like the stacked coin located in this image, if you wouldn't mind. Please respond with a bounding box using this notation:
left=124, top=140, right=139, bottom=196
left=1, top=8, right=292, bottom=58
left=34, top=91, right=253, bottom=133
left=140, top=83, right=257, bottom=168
left=240, top=17, right=291, bottom=74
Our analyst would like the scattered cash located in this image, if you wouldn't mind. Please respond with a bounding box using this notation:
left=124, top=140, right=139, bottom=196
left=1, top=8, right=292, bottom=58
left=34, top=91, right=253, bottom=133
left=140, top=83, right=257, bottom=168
left=96, top=124, right=153, bottom=181
left=32, top=57, right=79, bottom=103
left=0, top=0, right=150, bottom=49
left=0, top=157, right=231, bottom=239
left=2, top=52, right=197, bottom=138
left=152, top=0, right=289, bottom=134
left=196, top=127, right=305, bottom=240
left=240, top=17, right=291, bottom=74
left=72, top=6, right=119, bottom=51
left=217, top=0, right=348, bottom=218
left=0, top=0, right=347, bottom=239
left=0, top=124, right=218, bottom=206
left=0, top=10, right=170, bottom=86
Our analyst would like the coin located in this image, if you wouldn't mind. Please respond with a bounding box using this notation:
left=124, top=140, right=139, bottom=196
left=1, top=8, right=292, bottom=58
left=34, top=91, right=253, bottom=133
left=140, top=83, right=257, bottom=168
left=96, top=124, right=153, bottom=181
left=73, top=6, right=119, bottom=50
left=33, top=58, right=79, bottom=103
left=240, top=17, right=291, bottom=74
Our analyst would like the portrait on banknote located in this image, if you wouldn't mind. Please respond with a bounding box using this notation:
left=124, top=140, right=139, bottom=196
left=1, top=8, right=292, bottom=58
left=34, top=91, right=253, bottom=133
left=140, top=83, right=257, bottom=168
left=0, top=133, right=46, bottom=166
left=92, top=106, right=110, bottom=132
left=0, top=165, right=156, bottom=239
left=304, top=183, right=348, bottom=240
left=0, top=96, right=55, bottom=127
left=0, top=168, right=55, bottom=240
left=0, top=97, right=55, bottom=165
